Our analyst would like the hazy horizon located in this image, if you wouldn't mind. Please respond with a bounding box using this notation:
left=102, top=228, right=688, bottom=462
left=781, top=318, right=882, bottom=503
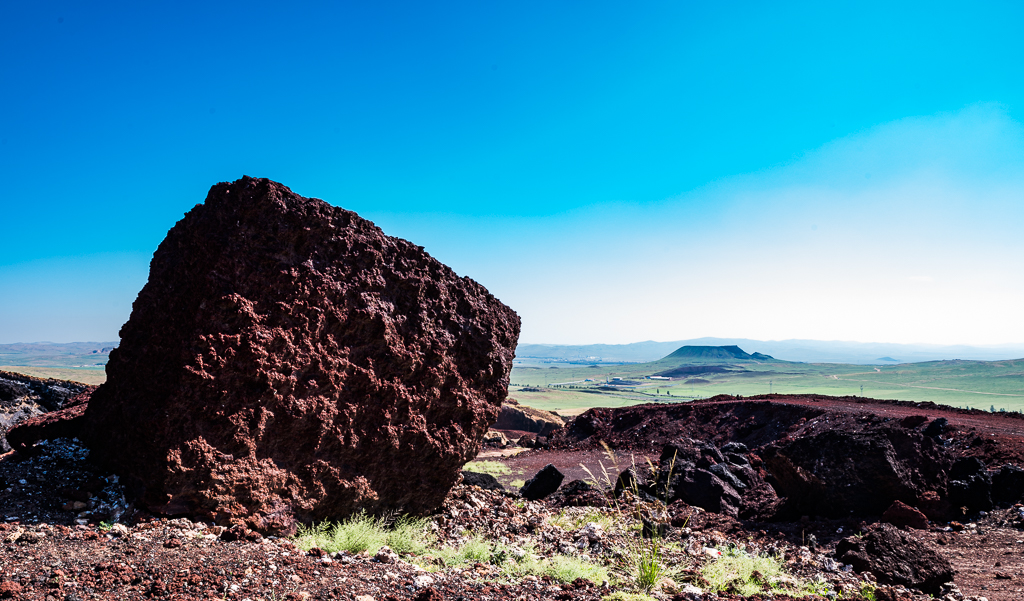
left=3, top=3, right=1023, bottom=346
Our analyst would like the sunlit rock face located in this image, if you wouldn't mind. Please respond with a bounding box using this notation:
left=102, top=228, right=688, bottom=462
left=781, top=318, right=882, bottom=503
left=82, top=176, right=520, bottom=534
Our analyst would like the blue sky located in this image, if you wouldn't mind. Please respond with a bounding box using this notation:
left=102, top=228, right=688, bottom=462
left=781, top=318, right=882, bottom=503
left=2, top=1, right=1023, bottom=344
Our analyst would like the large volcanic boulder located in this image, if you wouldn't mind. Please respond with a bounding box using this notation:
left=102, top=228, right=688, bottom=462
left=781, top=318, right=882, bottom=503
left=80, top=177, right=520, bottom=534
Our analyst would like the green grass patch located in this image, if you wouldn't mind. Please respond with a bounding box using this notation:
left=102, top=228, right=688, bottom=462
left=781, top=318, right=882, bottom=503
left=293, top=512, right=429, bottom=556
left=700, top=548, right=799, bottom=596
left=601, top=594, right=657, bottom=601
left=463, top=460, right=511, bottom=476
left=548, top=507, right=616, bottom=533
left=430, top=537, right=609, bottom=584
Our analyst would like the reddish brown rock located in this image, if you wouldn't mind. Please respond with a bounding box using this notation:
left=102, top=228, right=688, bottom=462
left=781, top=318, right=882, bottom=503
left=881, top=499, right=929, bottom=529
left=79, top=177, right=520, bottom=534
left=6, top=388, right=94, bottom=454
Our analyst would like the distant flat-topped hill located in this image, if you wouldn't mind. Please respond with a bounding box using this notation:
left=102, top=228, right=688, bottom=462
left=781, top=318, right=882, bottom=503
left=662, top=345, right=778, bottom=363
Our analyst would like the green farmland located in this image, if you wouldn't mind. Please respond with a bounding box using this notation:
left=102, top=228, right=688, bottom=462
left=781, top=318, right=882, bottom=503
left=510, top=346, right=1024, bottom=415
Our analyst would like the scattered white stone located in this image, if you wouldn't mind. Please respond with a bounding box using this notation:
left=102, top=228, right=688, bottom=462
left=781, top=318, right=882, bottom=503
left=412, top=574, right=434, bottom=589
left=576, top=522, right=604, bottom=543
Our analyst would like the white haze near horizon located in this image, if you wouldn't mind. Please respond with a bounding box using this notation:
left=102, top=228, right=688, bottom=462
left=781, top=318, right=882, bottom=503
left=2, top=105, right=1023, bottom=347
left=375, top=104, right=1024, bottom=347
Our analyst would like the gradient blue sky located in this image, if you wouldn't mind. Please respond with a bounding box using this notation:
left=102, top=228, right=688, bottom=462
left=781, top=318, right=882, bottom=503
left=2, top=1, right=1023, bottom=345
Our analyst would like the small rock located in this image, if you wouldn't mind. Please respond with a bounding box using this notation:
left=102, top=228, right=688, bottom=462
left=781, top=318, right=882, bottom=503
left=18, top=531, right=45, bottom=543
left=108, top=524, right=129, bottom=537
left=412, top=574, right=434, bottom=589
left=676, top=583, right=704, bottom=601
left=460, top=471, right=504, bottom=491
left=836, top=523, right=952, bottom=595
left=520, top=464, right=564, bottom=500
left=882, top=500, right=929, bottom=530
left=576, top=522, right=604, bottom=543
left=374, top=545, right=399, bottom=564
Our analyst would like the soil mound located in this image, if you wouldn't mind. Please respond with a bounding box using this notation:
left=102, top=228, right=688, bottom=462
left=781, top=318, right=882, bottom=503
left=493, top=399, right=564, bottom=436
left=52, top=177, right=518, bottom=534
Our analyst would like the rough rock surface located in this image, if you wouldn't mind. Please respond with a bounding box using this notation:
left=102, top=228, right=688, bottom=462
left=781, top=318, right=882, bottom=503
left=835, top=523, right=954, bottom=594
left=648, top=439, right=775, bottom=518
left=77, top=177, right=520, bottom=533
left=0, top=371, right=90, bottom=452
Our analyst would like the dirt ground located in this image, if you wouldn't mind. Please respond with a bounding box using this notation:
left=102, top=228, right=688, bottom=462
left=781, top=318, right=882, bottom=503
left=491, top=394, right=1024, bottom=601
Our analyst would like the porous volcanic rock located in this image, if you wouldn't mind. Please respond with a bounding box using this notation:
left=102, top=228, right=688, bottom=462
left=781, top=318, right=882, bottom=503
left=835, top=523, right=954, bottom=594
left=79, top=177, right=520, bottom=533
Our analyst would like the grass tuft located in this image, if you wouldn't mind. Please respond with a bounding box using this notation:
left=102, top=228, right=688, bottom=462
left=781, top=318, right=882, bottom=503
left=700, top=547, right=799, bottom=596
left=293, top=512, right=429, bottom=556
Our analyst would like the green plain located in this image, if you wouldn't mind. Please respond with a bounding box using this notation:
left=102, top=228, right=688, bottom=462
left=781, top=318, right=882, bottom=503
left=510, top=357, right=1024, bottom=414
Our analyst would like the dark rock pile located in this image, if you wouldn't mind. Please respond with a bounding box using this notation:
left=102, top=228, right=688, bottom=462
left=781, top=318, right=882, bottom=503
left=21, top=177, right=520, bottom=534
left=836, top=523, right=954, bottom=594
left=762, top=426, right=950, bottom=519
left=554, top=398, right=1024, bottom=523
left=0, top=371, right=91, bottom=452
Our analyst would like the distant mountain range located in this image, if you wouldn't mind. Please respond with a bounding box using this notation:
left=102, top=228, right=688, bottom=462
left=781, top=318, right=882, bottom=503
left=516, top=337, right=1024, bottom=365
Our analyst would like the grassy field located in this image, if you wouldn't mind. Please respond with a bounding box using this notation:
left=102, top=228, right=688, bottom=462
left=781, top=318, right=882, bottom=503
left=4, top=343, right=1023, bottom=413
left=0, top=342, right=112, bottom=385
left=510, top=355, right=1024, bottom=414
left=0, top=365, right=107, bottom=385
